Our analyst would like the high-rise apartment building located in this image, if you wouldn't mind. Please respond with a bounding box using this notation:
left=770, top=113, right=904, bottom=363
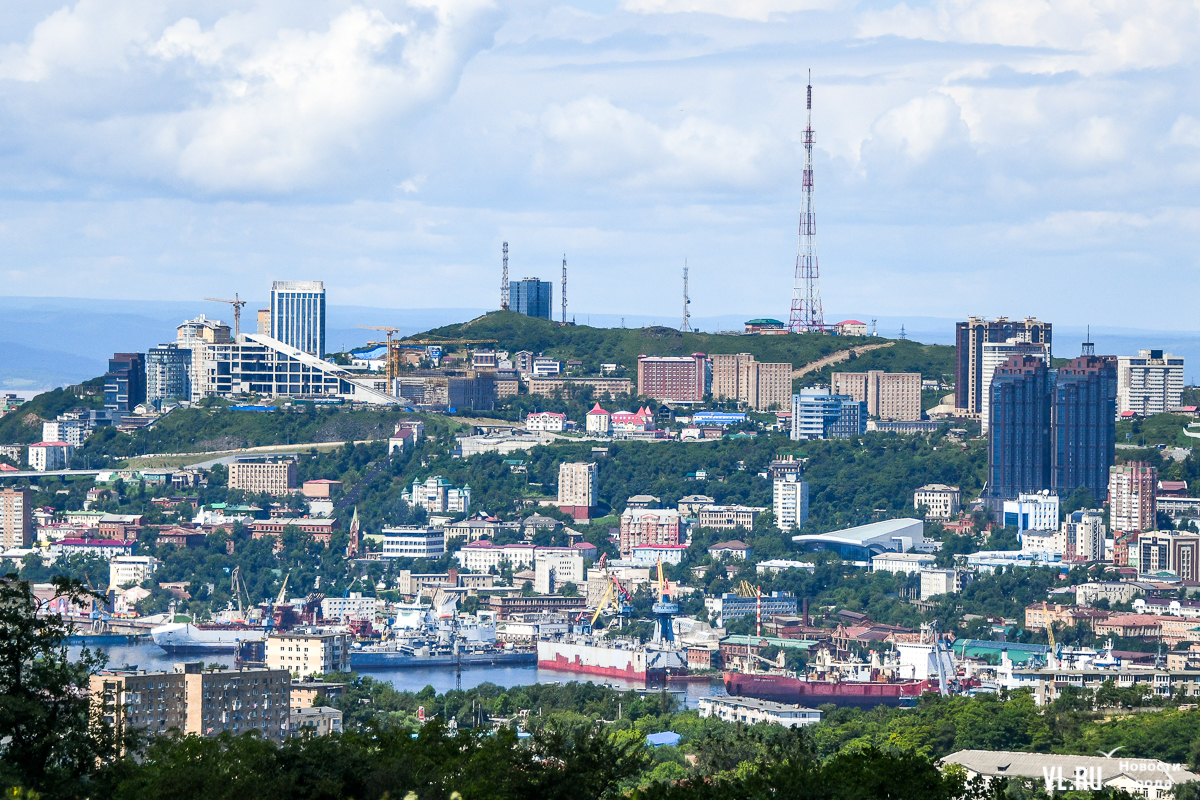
left=228, top=456, right=298, bottom=495
left=270, top=280, right=326, bottom=357
left=1063, top=509, right=1106, bottom=563
left=104, top=352, right=146, bottom=412
left=955, top=316, right=1052, bottom=414
left=1117, top=350, right=1184, bottom=417
left=711, top=353, right=793, bottom=410
left=557, top=462, right=598, bottom=521
left=637, top=354, right=709, bottom=403
left=618, top=508, right=681, bottom=556
left=0, top=488, right=32, bottom=549
left=509, top=278, right=552, bottom=319
left=830, top=370, right=922, bottom=421
left=1052, top=354, right=1116, bottom=501
left=979, top=339, right=1051, bottom=432
left=773, top=473, right=809, bottom=532
left=145, top=343, right=192, bottom=409
left=1109, top=461, right=1157, bottom=534
left=266, top=629, right=350, bottom=678
left=987, top=355, right=1052, bottom=499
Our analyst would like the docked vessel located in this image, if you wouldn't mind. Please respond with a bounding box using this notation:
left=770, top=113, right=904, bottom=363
left=151, top=622, right=266, bottom=653
left=352, top=644, right=535, bottom=669
left=537, top=636, right=687, bottom=681
left=723, top=671, right=929, bottom=707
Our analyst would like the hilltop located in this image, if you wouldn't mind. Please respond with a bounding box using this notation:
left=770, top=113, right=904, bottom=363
left=417, top=311, right=956, bottom=382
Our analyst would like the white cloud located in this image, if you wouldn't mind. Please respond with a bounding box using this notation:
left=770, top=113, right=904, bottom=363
left=866, top=92, right=968, bottom=162
left=619, top=0, right=844, bottom=22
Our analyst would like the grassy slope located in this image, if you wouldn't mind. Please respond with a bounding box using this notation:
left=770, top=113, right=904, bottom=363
left=419, top=311, right=955, bottom=381
left=0, top=377, right=106, bottom=445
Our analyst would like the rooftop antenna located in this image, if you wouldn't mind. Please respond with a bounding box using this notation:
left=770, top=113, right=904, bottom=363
left=680, top=259, right=692, bottom=332
left=561, top=254, right=567, bottom=324
left=870, top=319, right=878, bottom=337
left=501, top=242, right=509, bottom=311
left=1081, top=325, right=1095, bottom=357
left=788, top=68, right=825, bottom=334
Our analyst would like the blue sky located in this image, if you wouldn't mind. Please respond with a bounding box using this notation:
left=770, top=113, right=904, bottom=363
left=0, top=0, right=1197, bottom=328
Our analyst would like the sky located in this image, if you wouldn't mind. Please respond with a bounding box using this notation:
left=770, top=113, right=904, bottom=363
left=0, top=0, right=1198, bottom=329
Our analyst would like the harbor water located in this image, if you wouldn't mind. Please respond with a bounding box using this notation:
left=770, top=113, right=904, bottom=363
left=70, top=640, right=727, bottom=709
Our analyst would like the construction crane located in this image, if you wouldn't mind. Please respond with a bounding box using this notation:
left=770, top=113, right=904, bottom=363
left=276, top=571, right=291, bottom=606
left=1043, top=601, right=1057, bottom=652
left=204, top=293, right=248, bottom=338
left=230, top=566, right=247, bottom=618
left=737, top=581, right=765, bottom=637
left=357, top=325, right=401, bottom=388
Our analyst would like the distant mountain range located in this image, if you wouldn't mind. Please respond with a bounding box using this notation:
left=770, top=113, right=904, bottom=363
left=0, top=296, right=1196, bottom=391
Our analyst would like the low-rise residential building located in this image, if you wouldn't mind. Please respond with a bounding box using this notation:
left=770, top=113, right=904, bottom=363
left=320, top=593, right=380, bottom=621
left=534, top=549, right=585, bottom=594
left=456, top=541, right=539, bottom=572
left=697, top=505, right=765, bottom=531
left=698, top=696, right=821, bottom=728
left=47, top=538, right=135, bottom=560
left=708, top=540, right=753, bottom=560
left=266, top=629, right=350, bottom=678
left=28, top=441, right=74, bottom=472
left=228, top=455, right=298, bottom=495
left=1075, top=582, right=1141, bottom=607
left=405, top=476, right=471, bottom=515
left=941, top=749, right=1197, bottom=800
left=90, top=663, right=291, bottom=744
left=629, top=544, right=688, bottom=565
left=301, top=479, right=342, bottom=499
left=913, top=484, right=961, bottom=520
left=619, top=507, right=682, bottom=556
left=379, top=527, right=445, bottom=559
left=919, top=569, right=964, bottom=601
left=290, top=679, right=346, bottom=711
left=289, top=706, right=343, bottom=737
left=250, top=518, right=336, bottom=547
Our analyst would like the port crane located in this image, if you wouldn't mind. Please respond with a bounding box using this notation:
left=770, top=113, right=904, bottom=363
left=737, top=580, right=765, bottom=637
left=651, top=558, right=677, bottom=644
left=204, top=294, right=248, bottom=338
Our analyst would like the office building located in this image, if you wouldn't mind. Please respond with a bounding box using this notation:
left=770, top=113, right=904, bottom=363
left=0, top=488, right=32, bottom=549
left=773, top=473, right=808, bottom=532
left=871, top=552, right=936, bottom=574
left=1136, top=532, right=1200, bottom=581
left=618, top=508, right=681, bottom=556
left=534, top=548, right=585, bottom=594
left=509, top=278, right=552, bottom=319
left=90, top=663, right=291, bottom=744
left=637, top=354, right=709, bottom=403
left=830, top=371, right=922, bottom=421
left=979, top=339, right=1051, bottom=432
left=1063, top=509, right=1106, bottom=562
left=108, top=555, right=157, bottom=589
left=790, top=389, right=866, bottom=440
left=190, top=334, right=394, bottom=404
left=266, top=628, right=350, bottom=678
left=987, top=355, right=1052, bottom=499
left=145, top=343, right=192, bottom=409
left=955, top=316, right=1052, bottom=414
left=1002, top=491, right=1059, bottom=532
left=710, top=353, right=793, bottom=411
left=913, top=484, right=960, bottom=519
left=557, top=462, right=597, bottom=521
left=1109, top=462, right=1157, bottom=534
left=270, top=280, right=326, bottom=357
left=405, top=476, right=470, bottom=514
left=104, top=352, right=146, bottom=412
left=1052, top=354, right=1116, bottom=500
left=1117, top=350, right=1184, bottom=417
left=228, top=456, right=298, bottom=495
left=379, top=527, right=446, bottom=559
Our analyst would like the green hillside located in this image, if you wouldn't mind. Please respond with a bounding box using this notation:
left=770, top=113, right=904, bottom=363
left=417, top=311, right=955, bottom=379
left=0, top=377, right=105, bottom=445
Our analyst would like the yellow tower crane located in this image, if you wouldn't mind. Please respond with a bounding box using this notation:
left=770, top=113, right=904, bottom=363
left=204, top=294, right=248, bottom=338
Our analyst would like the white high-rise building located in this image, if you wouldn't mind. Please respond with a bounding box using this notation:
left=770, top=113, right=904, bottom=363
left=270, top=281, right=326, bottom=358
left=1117, top=350, right=1184, bottom=417
left=557, top=462, right=597, bottom=520
left=773, top=473, right=809, bottom=532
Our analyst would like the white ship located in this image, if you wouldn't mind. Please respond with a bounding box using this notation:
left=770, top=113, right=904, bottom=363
left=151, top=622, right=266, bottom=653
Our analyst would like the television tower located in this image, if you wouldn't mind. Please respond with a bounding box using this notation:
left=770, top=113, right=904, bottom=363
left=788, top=69, right=825, bottom=333
left=501, top=242, right=509, bottom=311
left=561, top=255, right=567, bottom=324
left=680, top=260, right=691, bottom=332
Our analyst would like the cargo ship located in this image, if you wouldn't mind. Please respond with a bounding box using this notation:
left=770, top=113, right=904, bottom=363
left=723, top=671, right=931, bottom=707
left=537, top=636, right=687, bottom=681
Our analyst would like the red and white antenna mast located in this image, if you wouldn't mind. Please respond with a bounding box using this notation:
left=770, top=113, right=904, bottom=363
left=788, top=69, right=824, bottom=333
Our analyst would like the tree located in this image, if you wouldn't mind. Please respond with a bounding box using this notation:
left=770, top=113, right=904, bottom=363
left=0, top=575, right=125, bottom=797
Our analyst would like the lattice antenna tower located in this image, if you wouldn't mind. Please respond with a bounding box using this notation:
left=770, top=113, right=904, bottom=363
left=788, top=68, right=825, bottom=333
left=501, top=242, right=509, bottom=311
left=561, top=255, right=567, bottom=324
left=680, top=259, right=692, bottom=332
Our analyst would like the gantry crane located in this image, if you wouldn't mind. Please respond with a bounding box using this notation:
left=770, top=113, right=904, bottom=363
left=204, top=293, right=248, bottom=338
